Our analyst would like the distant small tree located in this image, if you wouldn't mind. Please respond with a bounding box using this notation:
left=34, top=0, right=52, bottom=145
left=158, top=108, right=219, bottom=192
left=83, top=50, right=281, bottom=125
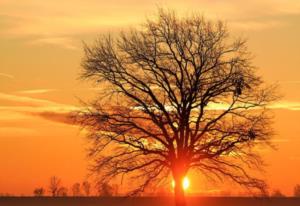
left=82, top=181, right=91, bottom=196
left=111, top=184, right=119, bottom=196
left=33, top=187, right=45, bottom=197
left=294, top=184, right=300, bottom=197
left=57, top=187, right=68, bottom=197
left=272, top=189, right=285, bottom=197
left=97, top=182, right=116, bottom=197
left=48, top=176, right=61, bottom=197
left=71, top=183, right=81, bottom=196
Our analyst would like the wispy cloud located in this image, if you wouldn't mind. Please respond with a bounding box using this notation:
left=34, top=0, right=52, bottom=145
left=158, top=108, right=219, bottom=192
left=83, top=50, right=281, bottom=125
left=203, top=101, right=300, bottom=111
left=0, top=73, right=14, bottom=79
left=0, top=109, right=29, bottom=121
left=1, top=0, right=299, bottom=41
left=16, top=89, right=57, bottom=94
left=0, top=92, right=77, bottom=125
left=28, top=37, right=79, bottom=50
left=1, top=92, right=300, bottom=129
left=0, top=0, right=298, bottom=53
left=270, top=101, right=300, bottom=111
left=28, top=111, right=75, bottom=125
left=0, top=105, right=76, bottom=126
left=0, top=92, right=64, bottom=107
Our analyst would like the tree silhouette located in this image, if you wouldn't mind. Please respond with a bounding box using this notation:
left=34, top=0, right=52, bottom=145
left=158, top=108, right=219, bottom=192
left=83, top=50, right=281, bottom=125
left=78, top=9, right=277, bottom=206
left=33, top=187, right=45, bottom=197
left=294, top=184, right=300, bottom=197
left=57, top=187, right=68, bottom=197
left=82, top=181, right=91, bottom=196
left=97, top=182, right=117, bottom=197
left=71, top=183, right=81, bottom=196
left=272, top=189, right=285, bottom=197
left=48, top=176, right=61, bottom=197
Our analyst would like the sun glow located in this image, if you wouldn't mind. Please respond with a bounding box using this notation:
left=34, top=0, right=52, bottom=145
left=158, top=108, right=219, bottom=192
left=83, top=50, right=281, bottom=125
left=172, top=176, right=190, bottom=190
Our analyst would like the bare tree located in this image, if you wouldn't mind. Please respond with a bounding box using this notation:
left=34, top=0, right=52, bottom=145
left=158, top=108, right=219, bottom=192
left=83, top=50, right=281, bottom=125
left=82, top=181, right=91, bottom=196
left=48, top=176, right=61, bottom=197
left=33, top=187, right=45, bottom=197
left=57, top=187, right=68, bottom=197
left=272, top=189, right=285, bottom=197
left=71, top=183, right=81, bottom=196
left=97, top=182, right=117, bottom=197
left=78, top=9, right=277, bottom=206
left=294, top=184, right=300, bottom=197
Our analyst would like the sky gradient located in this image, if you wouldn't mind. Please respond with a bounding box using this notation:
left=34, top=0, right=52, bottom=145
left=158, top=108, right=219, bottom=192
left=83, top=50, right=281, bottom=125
left=1, top=0, right=300, bottom=196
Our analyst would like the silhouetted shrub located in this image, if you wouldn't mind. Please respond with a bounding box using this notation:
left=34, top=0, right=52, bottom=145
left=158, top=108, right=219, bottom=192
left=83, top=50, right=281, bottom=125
left=294, top=184, right=300, bottom=197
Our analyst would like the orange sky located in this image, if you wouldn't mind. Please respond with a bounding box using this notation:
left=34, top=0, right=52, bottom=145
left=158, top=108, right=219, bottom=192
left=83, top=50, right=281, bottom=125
left=0, top=0, right=300, bottom=196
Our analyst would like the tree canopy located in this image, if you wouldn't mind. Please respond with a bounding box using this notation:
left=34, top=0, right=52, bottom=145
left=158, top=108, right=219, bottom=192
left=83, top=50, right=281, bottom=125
left=78, top=9, right=277, bottom=205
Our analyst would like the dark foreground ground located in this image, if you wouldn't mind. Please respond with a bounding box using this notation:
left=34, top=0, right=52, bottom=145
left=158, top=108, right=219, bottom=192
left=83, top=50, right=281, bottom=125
left=1, top=197, right=300, bottom=206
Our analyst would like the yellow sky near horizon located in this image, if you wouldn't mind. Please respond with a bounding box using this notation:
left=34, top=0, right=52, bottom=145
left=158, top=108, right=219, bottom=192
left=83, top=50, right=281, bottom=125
left=1, top=0, right=300, bottom=196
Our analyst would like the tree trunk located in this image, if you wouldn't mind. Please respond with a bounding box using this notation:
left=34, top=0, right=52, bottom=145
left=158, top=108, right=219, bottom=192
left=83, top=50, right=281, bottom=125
left=174, top=174, right=186, bottom=206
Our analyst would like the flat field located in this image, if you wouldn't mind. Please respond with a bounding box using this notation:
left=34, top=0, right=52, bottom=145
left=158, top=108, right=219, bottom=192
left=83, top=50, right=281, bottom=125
left=1, top=197, right=300, bottom=206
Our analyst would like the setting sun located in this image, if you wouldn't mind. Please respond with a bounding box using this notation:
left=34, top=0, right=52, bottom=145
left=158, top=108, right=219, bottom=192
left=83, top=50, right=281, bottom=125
left=183, top=177, right=190, bottom=190
left=172, top=177, right=190, bottom=190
